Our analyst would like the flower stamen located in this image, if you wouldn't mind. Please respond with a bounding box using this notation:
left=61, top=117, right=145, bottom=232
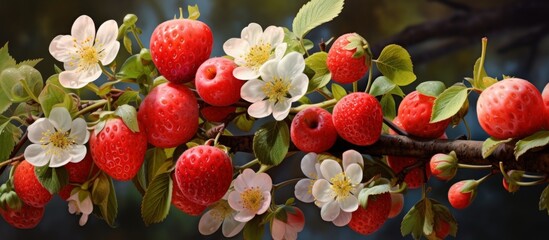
left=240, top=187, right=264, bottom=212
left=330, top=172, right=353, bottom=198
left=243, top=42, right=272, bottom=70
left=262, top=77, right=290, bottom=103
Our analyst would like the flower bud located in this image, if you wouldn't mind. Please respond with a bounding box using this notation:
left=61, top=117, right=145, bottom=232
left=430, top=152, right=458, bottom=181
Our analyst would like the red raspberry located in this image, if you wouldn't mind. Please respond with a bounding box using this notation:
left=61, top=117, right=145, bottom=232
left=332, top=92, right=382, bottom=146
left=291, top=106, right=337, bottom=153
left=195, top=57, right=244, bottom=106
left=398, top=91, right=450, bottom=139
left=13, top=160, right=52, bottom=208
left=0, top=203, right=45, bottom=229
left=326, top=33, right=369, bottom=84
left=138, top=82, right=199, bottom=148
left=477, top=78, right=544, bottom=139
left=348, top=192, right=391, bottom=235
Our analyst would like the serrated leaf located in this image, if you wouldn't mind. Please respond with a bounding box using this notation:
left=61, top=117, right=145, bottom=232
left=423, top=198, right=434, bottom=236
left=38, top=83, right=66, bottom=117
left=401, top=199, right=426, bottom=240
left=292, top=0, right=344, bottom=38
left=243, top=215, right=265, bottom=240
left=16, top=58, right=42, bottom=68
left=234, top=113, right=254, bottom=132
left=305, top=52, right=331, bottom=92
left=376, top=44, right=416, bottom=86
left=380, top=94, right=396, bottom=119
left=0, top=43, right=16, bottom=71
left=114, top=104, right=140, bottom=133
left=331, top=83, right=346, bottom=101
left=515, top=131, right=549, bottom=159
left=0, top=119, right=16, bottom=162
left=34, top=165, right=68, bottom=194
left=0, top=93, right=11, bottom=115
left=253, top=121, right=289, bottom=166
left=115, top=90, right=142, bottom=107
left=482, top=137, right=512, bottom=159
left=358, top=184, right=391, bottom=208
left=416, top=81, right=446, bottom=97
left=369, top=76, right=396, bottom=97
left=539, top=184, right=549, bottom=214
left=430, top=85, right=468, bottom=123
left=144, top=148, right=168, bottom=188
left=141, top=161, right=173, bottom=226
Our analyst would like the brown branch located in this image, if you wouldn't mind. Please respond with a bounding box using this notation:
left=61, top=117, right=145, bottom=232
left=219, top=134, right=549, bottom=174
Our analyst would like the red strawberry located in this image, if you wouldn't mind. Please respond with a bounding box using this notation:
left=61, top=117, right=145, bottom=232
left=388, top=193, right=404, bottom=218
left=291, top=106, right=338, bottom=153
left=138, top=82, right=199, bottom=148
left=201, top=106, right=236, bottom=122
left=326, top=33, right=370, bottom=84
left=195, top=57, right=244, bottom=106
left=171, top=174, right=207, bottom=216
left=448, top=180, right=477, bottom=209
left=150, top=13, right=213, bottom=83
left=13, top=160, right=52, bottom=207
left=542, top=83, right=549, bottom=129
left=348, top=192, right=391, bottom=235
left=0, top=203, right=45, bottom=229
left=90, top=117, right=148, bottom=181
left=175, top=145, right=233, bottom=206
left=398, top=91, right=450, bottom=139
left=477, top=78, right=545, bottom=139
left=434, top=219, right=450, bottom=239
left=59, top=152, right=97, bottom=200
left=332, top=92, right=382, bottom=146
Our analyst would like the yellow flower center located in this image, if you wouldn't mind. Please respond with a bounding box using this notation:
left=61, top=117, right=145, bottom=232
left=80, top=46, right=99, bottom=65
left=244, top=42, right=272, bottom=70
left=330, top=173, right=353, bottom=198
left=262, top=77, right=290, bottom=103
left=41, top=130, right=75, bottom=155
left=210, top=200, right=232, bottom=221
left=240, top=187, right=264, bottom=212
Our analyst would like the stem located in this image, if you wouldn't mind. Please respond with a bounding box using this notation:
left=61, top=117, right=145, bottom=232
left=273, top=178, right=303, bottom=190
left=258, top=164, right=272, bottom=173
left=475, top=37, right=488, bottom=85
left=131, top=26, right=145, bottom=49
left=523, top=173, right=546, bottom=179
left=236, top=159, right=259, bottom=170
left=463, top=118, right=472, bottom=140
left=475, top=172, right=493, bottom=184
left=290, top=98, right=337, bottom=113
left=365, top=67, right=374, bottom=93
left=85, top=83, right=100, bottom=95
left=74, top=99, right=109, bottom=117
left=0, top=154, right=24, bottom=168
left=352, top=81, right=358, bottom=93
left=100, top=64, right=115, bottom=80
left=315, top=88, right=332, bottom=100
left=383, top=117, right=408, bottom=136
left=457, top=163, right=492, bottom=169
left=513, top=179, right=547, bottom=187
left=299, top=39, right=310, bottom=57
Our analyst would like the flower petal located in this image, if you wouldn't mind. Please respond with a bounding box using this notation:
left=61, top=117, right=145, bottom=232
left=259, top=59, right=278, bottom=81
left=294, top=179, right=314, bottom=203
left=287, top=74, right=308, bottom=102
left=253, top=172, right=273, bottom=191
left=222, top=213, right=246, bottom=237
left=338, top=194, right=359, bottom=213
left=342, top=149, right=364, bottom=169
left=79, top=214, right=89, bottom=226
left=320, top=159, right=342, bottom=181
left=227, top=191, right=244, bottom=211
left=233, top=66, right=259, bottom=80
left=71, top=15, right=95, bottom=45
left=95, top=19, right=119, bottom=65
left=49, top=107, right=72, bottom=132
left=272, top=100, right=291, bottom=121
left=247, top=100, right=272, bottom=119
left=27, top=118, right=55, bottom=144
left=345, top=163, right=363, bottom=185
left=273, top=43, right=287, bottom=60
left=240, top=79, right=267, bottom=102
left=77, top=63, right=102, bottom=84
left=262, top=26, right=284, bottom=47
left=312, top=179, right=334, bottom=203
left=271, top=218, right=286, bottom=240
left=300, top=152, right=318, bottom=179
left=256, top=191, right=271, bottom=215
left=49, top=35, right=78, bottom=63
left=234, top=168, right=255, bottom=193
left=332, top=211, right=352, bottom=227
left=223, top=38, right=249, bottom=59
left=68, top=144, right=87, bottom=164
left=24, top=144, right=49, bottom=167
left=241, top=23, right=262, bottom=45
left=234, top=209, right=255, bottom=223
left=320, top=200, right=340, bottom=222
left=199, top=209, right=224, bottom=236
left=80, top=195, right=93, bottom=215
left=69, top=118, right=90, bottom=144
left=49, top=147, right=72, bottom=168
left=277, top=52, right=305, bottom=81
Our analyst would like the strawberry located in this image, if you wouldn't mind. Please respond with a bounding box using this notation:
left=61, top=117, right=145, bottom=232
left=13, top=160, right=52, bottom=208
left=448, top=180, right=477, bottom=209
left=326, top=33, right=370, bottom=84
left=332, top=92, right=382, bottom=146
left=90, top=117, right=148, bottom=181
left=149, top=12, right=213, bottom=83
left=542, top=83, right=549, bottom=129
left=195, top=57, right=244, bottom=107
left=291, top=106, right=338, bottom=153
left=434, top=218, right=450, bottom=239
left=175, top=145, right=233, bottom=206
left=477, top=78, right=545, bottom=139
left=59, top=152, right=97, bottom=200
left=200, top=106, right=236, bottom=122
left=0, top=203, right=45, bottom=229
left=171, top=174, right=207, bottom=216
left=388, top=193, right=404, bottom=218
left=138, top=82, right=199, bottom=148
left=398, top=91, right=450, bottom=139
left=348, top=192, right=391, bottom=235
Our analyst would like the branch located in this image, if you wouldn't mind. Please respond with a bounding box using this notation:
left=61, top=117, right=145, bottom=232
left=219, top=134, right=549, bottom=174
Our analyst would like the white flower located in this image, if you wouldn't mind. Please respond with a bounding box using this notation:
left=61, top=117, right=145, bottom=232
left=228, top=168, right=272, bottom=223
left=24, top=107, right=90, bottom=168
left=198, top=199, right=245, bottom=237
left=312, top=150, right=364, bottom=226
left=240, top=52, right=309, bottom=121
left=295, top=153, right=324, bottom=203
left=49, top=15, right=120, bottom=89
left=271, top=206, right=305, bottom=240
left=68, top=190, right=93, bottom=226
left=223, top=22, right=287, bottom=80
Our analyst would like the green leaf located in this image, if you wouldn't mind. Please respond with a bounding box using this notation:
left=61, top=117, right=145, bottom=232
left=292, top=0, right=344, bottom=38
left=422, top=198, right=434, bottom=236
left=115, top=90, right=142, bottom=107
left=16, top=58, right=42, bottom=68
left=430, top=85, right=468, bottom=123
left=243, top=215, right=265, bottom=240
left=34, top=166, right=69, bottom=194
left=401, top=199, right=425, bottom=240
left=416, top=81, right=446, bottom=97
left=390, top=85, right=406, bottom=97
left=96, top=173, right=118, bottom=227
left=38, top=83, right=66, bottom=117
left=234, top=113, right=255, bottom=132
left=380, top=94, right=396, bottom=119
left=515, top=131, right=549, bottom=159
left=482, top=137, right=512, bottom=159
left=305, top=52, right=331, bottom=92
left=472, top=58, right=497, bottom=91
left=0, top=93, right=11, bottom=115
left=539, top=184, right=549, bottom=215
left=123, top=35, right=132, bottom=54
left=358, top=184, right=391, bottom=208
left=0, top=43, right=16, bottom=71
left=187, top=4, right=200, bottom=20
left=114, top=104, right=140, bottom=133
left=376, top=44, right=416, bottom=86
left=331, top=83, right=346, bottom=101
left=92, top=173, right=111, bottom=205
left=0, top=68, right=29, bottom=102
left=253, top=121, right=289, bottom=166
left=0, top=119, right=16, bottom=162
left=141, top=161, right=173, bottom=226
left=117, top=54, right=144, bottom=80
left=369, top=76, right=396, bottom=97
left=144, top=148, right=168, bottom=188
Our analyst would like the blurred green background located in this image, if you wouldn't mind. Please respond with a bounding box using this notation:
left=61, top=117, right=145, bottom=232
left=1, top=0, right=548, bottom=239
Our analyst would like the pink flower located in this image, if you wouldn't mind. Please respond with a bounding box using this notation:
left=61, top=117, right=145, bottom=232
left=228, top=168, right=272, bottom=223
left=271, top=206, right=305, bottom=240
